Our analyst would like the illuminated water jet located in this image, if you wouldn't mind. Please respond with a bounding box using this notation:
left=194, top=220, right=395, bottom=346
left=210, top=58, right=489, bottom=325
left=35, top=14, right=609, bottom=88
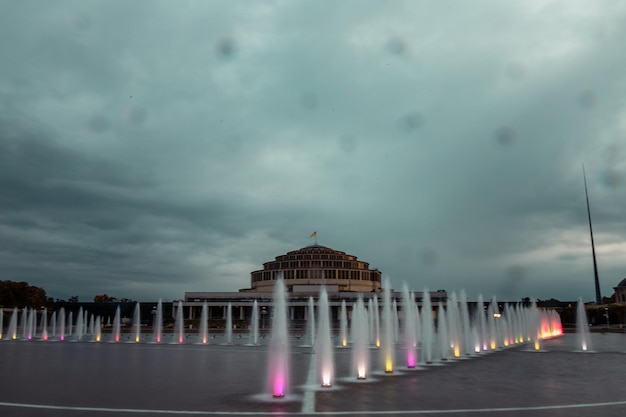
left=174, top=301, right=184, bottom=344
left=420, top=288, right=434, bottom=364
left=339, top=300, right=348, bottom=347
left=225, top=303, right=232, bottom=344
left=267, top=277, right=289, bottom=398
left=112, top=306, right=121, bottom=343
left=381, top=278, right=395, bottom=373
left=154, top=298, right=163, bottom=343
left=316, top=286, right=334, bottom=387
left=133, top=303, right=141, bottom=343
left=576, top=298, right=591, bottom=352
left=351, top=296, right=369, bottom=379
left=249, top=300, right=259, bottom=345
left=402, top=285, right=417, bottom=368
left=199, top=301, right=209, bottom=344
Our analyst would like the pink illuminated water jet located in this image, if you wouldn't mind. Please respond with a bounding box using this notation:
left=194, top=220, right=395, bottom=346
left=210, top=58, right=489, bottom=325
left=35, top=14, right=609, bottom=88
left=267, top=276, right=289, bottom=398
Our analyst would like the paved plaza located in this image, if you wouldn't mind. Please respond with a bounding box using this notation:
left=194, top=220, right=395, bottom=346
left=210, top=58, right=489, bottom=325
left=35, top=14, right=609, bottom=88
left=1, top=332, right=626, bottom=416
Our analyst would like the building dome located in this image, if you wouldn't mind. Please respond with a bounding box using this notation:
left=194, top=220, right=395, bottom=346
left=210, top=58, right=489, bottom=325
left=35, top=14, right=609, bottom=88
left=248, top=244, right=382, bottom=293
left=616, top=277, right=626, bottom=288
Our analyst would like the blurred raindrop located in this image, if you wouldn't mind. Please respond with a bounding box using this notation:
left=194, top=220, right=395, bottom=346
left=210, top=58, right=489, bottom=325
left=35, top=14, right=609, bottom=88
left=579, top=90, right=596, bottom=109
left=386, top=37, right=408, bottom=56
left=216, top=37, right=236, bottom=59
left=88, top=115, right=109, bottom=133
left=339, top=134, right=356, bottom=153
left=494, top=126, right=515, bottom=147
left=505, top=62, right=526, bottom=80
left=400, top=111, right=423, bottom=131
left=129, top=106, right=147, bottom=125
left=508, top=265, right=526, bottom=282
left=501, top=264, right=526, bottom=298
left=300, top=92, right=318, bottom=110
left=420, top=247, right=438, bottom=266
left=602, top=169, right=622, bottom=188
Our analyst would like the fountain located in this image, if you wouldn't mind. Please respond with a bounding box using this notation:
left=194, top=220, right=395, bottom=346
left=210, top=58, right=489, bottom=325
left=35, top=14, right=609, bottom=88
left=576, top=298, right=591, bottom=352
left=249, top=300, right=259, bottom=345
left=371, top=296, right=381, bottom=347
left=174, top=301, right=185, bottom=344
left=67, top=311, right=73, bottom=338
left=41, top=308, right=49, bottom=341
left=351, top=296, right=370, bottom=379
left=267, top=277, right=289, bottom=398
left=26, top=308, right=36, bottom=340
left=154, top=298, right=163, bottom=343
left=132, top=303, right=141, bottom=343
left=200, top=301, right=209, bottom=344
left=112, top=306, right=121, bottom=343
left=476, top=294, right=488, bottom=351
left=57, top=308, right=66, bottom=341
left=75, top=307, right=84, bottom=341
left=339, top=300, right=348, bottom=347
left=306, top=296, right=316, bottom=347
left=50, top=311, right=57, bottom=338
left=447, top=292, right=462, bottom=358
left=392, top=299, right=399, bottom=344
left=401, top=285, right=417, bottom=368
left=316, top=286, right=334, bottom=387
left=381, top=278, right=395, bottom=373
left=437, top=301, right=450, bottom=360
left=94, top=316, right=102, bottom=342
left=225, top=303, right=232, bottom=344
left=88, top=313, right=95, bottom=337
left=8, top=308, right=18, bottom=340
left=459, top=290, right=473, bottom=355
left=420, top=289, right=434, bottom=364
left=487, top=297, right=499, bottom=350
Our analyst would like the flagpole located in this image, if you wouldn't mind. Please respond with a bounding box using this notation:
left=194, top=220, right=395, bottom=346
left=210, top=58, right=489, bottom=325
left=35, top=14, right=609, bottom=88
left=583, top=165, right=602, bottom=304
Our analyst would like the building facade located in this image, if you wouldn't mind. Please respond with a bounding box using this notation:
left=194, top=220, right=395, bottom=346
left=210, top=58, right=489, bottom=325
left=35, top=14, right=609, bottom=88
left=246, top=244, right=382, bottom=293
left=177, top=243, right=447, bottom=330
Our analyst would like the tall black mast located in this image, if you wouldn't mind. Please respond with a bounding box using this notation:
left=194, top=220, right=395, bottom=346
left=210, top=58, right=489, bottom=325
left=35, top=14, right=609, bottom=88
left=583, top=165, right=602, bottom=304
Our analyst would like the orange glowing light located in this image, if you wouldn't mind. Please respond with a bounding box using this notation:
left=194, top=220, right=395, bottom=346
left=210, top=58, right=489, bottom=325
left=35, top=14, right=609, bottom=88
left=534, top=340, right=540, bottom=350
left=453, top=346, right=460, bottom=358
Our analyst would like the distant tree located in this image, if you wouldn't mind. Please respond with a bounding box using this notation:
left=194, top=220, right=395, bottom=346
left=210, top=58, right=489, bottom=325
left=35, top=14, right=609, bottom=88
left=68, top=295, right=79, bottom=303
left=93, top=294, right=117, bottom=303
left=0, top=280, right=48, bottom=308
left=119, top=298, right=136, bottom=303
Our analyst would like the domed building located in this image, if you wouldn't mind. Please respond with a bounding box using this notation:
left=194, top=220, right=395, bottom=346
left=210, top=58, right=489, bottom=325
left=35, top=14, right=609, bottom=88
left=613, top=277, right=626, bottom=303
left=246, top=244, right=382, bottom=293
left=180, top=242, right=447, bottom=327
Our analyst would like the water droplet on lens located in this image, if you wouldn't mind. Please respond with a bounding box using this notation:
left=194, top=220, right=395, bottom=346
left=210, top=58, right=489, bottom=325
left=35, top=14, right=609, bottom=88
left=494, top=126, right=515, bottom=146
left=216, top=37, right=236, bottom=59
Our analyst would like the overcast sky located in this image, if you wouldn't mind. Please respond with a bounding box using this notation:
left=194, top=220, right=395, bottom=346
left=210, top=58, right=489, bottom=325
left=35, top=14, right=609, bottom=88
left=1, top=1, right=625, bottom=303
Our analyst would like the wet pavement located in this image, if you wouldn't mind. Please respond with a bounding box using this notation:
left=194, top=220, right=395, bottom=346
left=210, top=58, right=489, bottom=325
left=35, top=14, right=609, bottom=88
left=1, top=332, right=626, bottom=416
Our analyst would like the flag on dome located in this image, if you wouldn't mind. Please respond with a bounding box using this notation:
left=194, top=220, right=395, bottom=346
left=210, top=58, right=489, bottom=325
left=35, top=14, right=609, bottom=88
left=309, top=231, right=317, bottom=238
